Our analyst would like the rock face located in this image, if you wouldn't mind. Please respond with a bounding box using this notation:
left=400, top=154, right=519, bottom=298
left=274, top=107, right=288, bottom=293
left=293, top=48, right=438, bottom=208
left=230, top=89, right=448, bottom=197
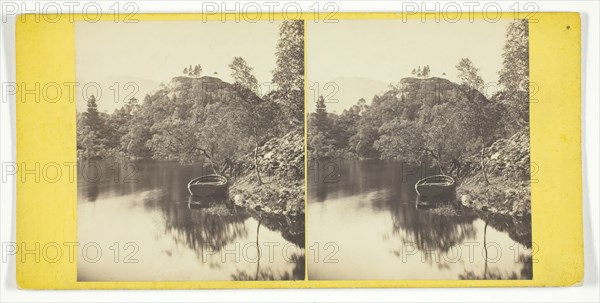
left=396, top=77, right=487, bottom=105
left=159, top=76, right=243, bottom=109
left=481, top=131, right=531, bottom=181
left=229, top=131, right=305, bottom=217
left=457, top=130, right=531, bottom=217
left=167, top=76, right=231, bottom=94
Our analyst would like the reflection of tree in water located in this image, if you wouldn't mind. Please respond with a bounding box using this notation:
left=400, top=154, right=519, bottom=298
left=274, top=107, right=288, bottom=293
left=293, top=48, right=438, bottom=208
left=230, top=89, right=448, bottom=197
left=309, top=160, right=408, bottom=203
left=390, top=202, right=478, bottom=262
left=159, top=194, right=250, bottom=259
left=459, top=220, right=533, bottom=280
left=518, top=254, right=533, bottom=279
left=477, top=211, right=532, bottom=248
left=249, top=210, right=305, bottom=248
left=86, top=181, right=100, bottom=202
left=230, top=217, right=305, bottom=281
left=390, top=193, right=533, bottom=279
left=158, top=194, right=305, bottom=281
left=230, top=253, right=305, bottom=281
left=459, top=253, right=533, bottom=280
left=79, top=159, right=210, bottom=203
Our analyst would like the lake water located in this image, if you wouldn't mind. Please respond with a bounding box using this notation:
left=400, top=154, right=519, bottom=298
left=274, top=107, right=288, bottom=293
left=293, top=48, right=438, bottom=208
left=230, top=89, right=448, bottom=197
left=308, top=159, right=532, bottom=280
left=77, top=159, right=304, bottom=281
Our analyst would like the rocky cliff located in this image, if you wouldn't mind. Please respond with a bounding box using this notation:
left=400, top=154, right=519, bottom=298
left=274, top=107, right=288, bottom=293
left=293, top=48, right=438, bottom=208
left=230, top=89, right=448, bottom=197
left=395, top=77, right=487, bottom=104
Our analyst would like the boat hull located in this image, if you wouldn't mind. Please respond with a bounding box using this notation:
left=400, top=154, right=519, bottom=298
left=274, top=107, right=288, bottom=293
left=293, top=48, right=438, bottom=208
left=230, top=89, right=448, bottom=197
left=187, top=175, right=228, bottom=197
left=414, top=175, right=455, bottom=198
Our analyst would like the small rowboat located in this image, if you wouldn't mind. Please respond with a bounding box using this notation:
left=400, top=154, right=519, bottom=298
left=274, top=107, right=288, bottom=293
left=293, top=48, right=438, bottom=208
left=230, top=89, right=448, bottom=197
left=414, top=175, right=455, bottom=197
left=187, top=174, right=228, bottom=197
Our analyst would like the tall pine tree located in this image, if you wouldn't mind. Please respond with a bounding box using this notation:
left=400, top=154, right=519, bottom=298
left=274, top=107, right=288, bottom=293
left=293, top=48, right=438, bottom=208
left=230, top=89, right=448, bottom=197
left=315, top=95, right=328, bottom=131
left=85, top=95, right=102, bottom=131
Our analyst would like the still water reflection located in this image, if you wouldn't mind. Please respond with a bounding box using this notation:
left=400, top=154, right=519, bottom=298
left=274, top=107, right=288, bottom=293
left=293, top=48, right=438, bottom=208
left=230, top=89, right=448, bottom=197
left=78, top=159, right=304, bottom=281
left=308, top=160, right=532, bottom=280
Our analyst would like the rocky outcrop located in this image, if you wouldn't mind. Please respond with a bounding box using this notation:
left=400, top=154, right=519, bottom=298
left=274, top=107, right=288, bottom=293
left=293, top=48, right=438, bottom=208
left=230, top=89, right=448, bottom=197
left=458, top=131, right=531, bottom=217
left=396, top=77, right=487, bottom=105
left=229, top=131, right=304, bottom=217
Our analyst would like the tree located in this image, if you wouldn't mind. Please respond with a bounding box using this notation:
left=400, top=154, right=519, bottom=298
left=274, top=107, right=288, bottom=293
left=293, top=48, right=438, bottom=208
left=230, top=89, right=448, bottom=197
left=232, top=85, right=279, bottom=184
left=356, top=98, right=367, bottom=114
left=193, top=64, right=202, bottom=78
left=463, top=100, right=504, bottom=185
left=85, top=95, right=101, bottom=129
left=144, top=82, right=248, bottom=171
left=308, top=113, right=337, bottom=160
left=411, top=65, right=431, bottom=79
left=229, top=57, right=258, bottom=92
left=123, top=114, right=152, bottom=158
left=188, top=65, right=193, bottom=76
left=78, top=94, right=108, bottom=158
left=314, top=95, right=328, bottom=130
left=454, top=58, right=501, bottom=184
left=498, top=19, right=529, bottom=126
left=354, top=121, right=380, bottom=158
left=183, top=67, right=188, bottom=76
left=376, top=119, right=426, bottom=162
left=272, top=20, right=304, bottom=126
left=121, top=95, right=153, bottom=158
left=230, top=59, right=279, bottom=184
left=422, top=65, right=431, bottom=79
left=76, top=113, right=90, bottom=158
left=197, top=101, right=248, bottom=173
left=127, top=97, right=138, bottom=108
left=456, top=58, right=485, bottom=92
left=308, top=129, right=328, bottom=160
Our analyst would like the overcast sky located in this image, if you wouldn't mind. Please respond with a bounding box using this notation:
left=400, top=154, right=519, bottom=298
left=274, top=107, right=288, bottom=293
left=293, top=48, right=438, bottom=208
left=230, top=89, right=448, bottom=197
left=76, top=20, right=281, bottom=112
left=307, top=19, right=512, bottom=113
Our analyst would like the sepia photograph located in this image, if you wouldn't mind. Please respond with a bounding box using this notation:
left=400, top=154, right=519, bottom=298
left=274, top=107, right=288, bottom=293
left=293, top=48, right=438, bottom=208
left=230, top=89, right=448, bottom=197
left=5, top=0, right=597, bottom=300
left=75, top=20, right=305, bottom=281
left=307, top=19, right=532, bottom=280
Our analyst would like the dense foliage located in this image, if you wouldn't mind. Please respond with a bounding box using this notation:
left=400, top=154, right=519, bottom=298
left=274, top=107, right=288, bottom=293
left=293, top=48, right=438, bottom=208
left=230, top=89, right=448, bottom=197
left=308, top=20, right=529, bottom=176
left=272, top=20, right=305, bottom=126
left=498, top=19, right=530, bottom=128
left=308, top=78, right=504, bottom=166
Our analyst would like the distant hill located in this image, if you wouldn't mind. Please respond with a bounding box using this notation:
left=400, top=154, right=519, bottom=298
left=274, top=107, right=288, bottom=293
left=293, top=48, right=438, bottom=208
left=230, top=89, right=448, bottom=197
left=308, top=77, right=388, bottom=114
left=76, top=76, right=160, bottom=113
